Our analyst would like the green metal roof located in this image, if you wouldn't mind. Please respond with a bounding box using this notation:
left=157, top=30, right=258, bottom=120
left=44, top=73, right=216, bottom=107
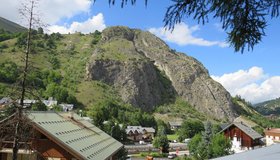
left=27, top=111, right=123, bottom=160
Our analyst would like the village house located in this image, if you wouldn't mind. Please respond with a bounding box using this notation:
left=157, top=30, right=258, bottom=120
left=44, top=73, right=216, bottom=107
left=264, top=128, right=280, bottom=146
left=42, top=97, right=58, bottom=107
left=18, top=98, right=58, bottom=108
left=221, top=122, right=263, bottom=151
left=0, top=111, right=123, bottom=160
left=59, top=103, right=74, bottom=112
left=125, top=126, right=155, bottom=142
left=168, top=121, right=182, bottom=130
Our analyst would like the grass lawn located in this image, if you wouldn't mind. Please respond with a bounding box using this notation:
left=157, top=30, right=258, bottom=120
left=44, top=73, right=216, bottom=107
left=131, top=152, right=168, bottom=158
left=167, top=134, right=179, bottom=141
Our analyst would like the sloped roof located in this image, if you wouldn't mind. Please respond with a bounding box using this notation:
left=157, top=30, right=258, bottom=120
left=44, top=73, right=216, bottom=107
left=27, top=111, right=123, bottom=160
left=143, top=127, right=155, bottom=133
left=265, top=128, right=280, bottom=135
left=126, top=126, right=155, bottom=134
left=221, top=122, right=263, bottom=140
left=233, top=116, right=257, bottom=128
left=212, top=144, right=280, bottom=160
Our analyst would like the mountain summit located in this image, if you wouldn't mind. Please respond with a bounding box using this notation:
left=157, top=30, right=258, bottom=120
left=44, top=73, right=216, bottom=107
left=86, top=26, right=237, bottom=121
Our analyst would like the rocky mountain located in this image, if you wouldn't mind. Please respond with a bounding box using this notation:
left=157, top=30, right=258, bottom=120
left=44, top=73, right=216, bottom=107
left=254, top=97, right=280, bottom=115
left=0, top=17, right=26, bottom=33
left=86, top=26, right=238, bottom=121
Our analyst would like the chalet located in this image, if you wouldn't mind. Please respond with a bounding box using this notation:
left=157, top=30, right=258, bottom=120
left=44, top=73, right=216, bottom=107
left=0, top=111, right=123, bottom=160
left=42, top=98, right=58, bottom=107
left=221, top=122, right=263, bottom=150
left=265, top=128, right=280, bottom=146
left=168, top=121, right=182, bottom=130
left=126, top=126, right=155, bottom=142
left=17, top=98, right=58, bottom=108
left=59, top=103, right=74, bottom=112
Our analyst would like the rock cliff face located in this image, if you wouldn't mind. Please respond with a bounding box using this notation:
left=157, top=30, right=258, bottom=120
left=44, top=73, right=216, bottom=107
left=86, top=26, right=237, bottom=121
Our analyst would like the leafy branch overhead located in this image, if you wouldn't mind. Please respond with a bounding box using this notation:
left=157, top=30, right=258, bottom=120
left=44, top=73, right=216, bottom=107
left=96, top=0, right=280, bottom=52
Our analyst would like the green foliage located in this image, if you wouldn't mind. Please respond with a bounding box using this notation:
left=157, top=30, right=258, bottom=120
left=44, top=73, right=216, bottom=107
left=91, top=30, right=102, bottom=45
left=16, top=32, right=28, bottom=48
left=139, top=152, right=168, bottom=158
left=155, top=98, right=206, bottom=121
left=44, top=83, right=77, bottom=104
left=0, top=43, right=8, bottom=49
left=88, top=99, right=156, bottom=128
left=44, top=83, right=68, bottom=102
left=0, top=83, right=6, bottom=96
left=43, top=70, right=62, bottom=85
left=0, top=104, right=15, bottom=120
left=37, top=27, right=44, bottom=34
left=0, top=29, right=18, bottom=42
left=115, top=147, right=128, bottom=160
left=232, top=95, right=280, bottom=128
left=0, top=61, right=19, bottom=83
left=212, top=123, right=222, bottom=134
left=246, top=113, right=280, bottom=128
left=252, top=126, right=264, bottom=135
left=210, top=134, right=232, bottom=158
left=103, top=120, right=127, bottom=142
left=46, top=38, right=56, bottom=49
left=254, top=97, right=280, bottom=115
left=203, top=121, right=213, bottom=146
left=49, top=55, right=60, bottom=69
left=31, top=101, right=47, bottom=111
left=188, top=122, right=231, bottom=160
left=188, top=133, right=207, bottom=160
left=24, top=70, right=44, bottom=89
left=177, top=119, right=204, bottom=141
left=52, top=105, right=63, bottom=112
left=157, top=119, right=172, bottom=135
left=153, top=134, right=169, bottom=153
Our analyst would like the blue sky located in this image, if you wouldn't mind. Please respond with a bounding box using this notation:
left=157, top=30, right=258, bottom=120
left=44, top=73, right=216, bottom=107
left=1, top=0, right=279, bottom=103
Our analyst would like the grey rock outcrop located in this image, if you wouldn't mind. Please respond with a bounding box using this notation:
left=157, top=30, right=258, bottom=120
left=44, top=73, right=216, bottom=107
left=86, top=26, right=237, bottom=121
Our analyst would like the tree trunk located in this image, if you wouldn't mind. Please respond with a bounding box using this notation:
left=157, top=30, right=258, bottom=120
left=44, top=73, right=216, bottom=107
left=12, top=1, right=34, bottom=160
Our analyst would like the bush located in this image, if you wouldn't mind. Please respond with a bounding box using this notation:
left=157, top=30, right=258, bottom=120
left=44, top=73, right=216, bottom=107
left=0, top=43, right=8, bottom=49
left=31, top=102, right=47, bottom=111
left=0, top=61, right=19, bottom=83
left=177, top=120, right=204, bottom=141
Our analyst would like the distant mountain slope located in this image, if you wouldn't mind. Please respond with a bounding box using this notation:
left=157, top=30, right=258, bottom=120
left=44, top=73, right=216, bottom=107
left=0, top=26, right=239, bottom=122
left=86, top=26, right=238, bottom=121
left=0, top=17, right=26, bottom=33
left=254, top=97, right=280, bottom=115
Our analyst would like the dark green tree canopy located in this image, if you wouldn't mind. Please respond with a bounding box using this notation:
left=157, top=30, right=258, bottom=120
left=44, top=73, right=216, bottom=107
left=96, top=0, right=280, bottom=52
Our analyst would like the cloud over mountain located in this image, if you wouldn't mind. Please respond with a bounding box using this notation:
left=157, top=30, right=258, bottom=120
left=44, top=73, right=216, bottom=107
left=0, top=0, right=91, bottom=26
left=48, top=13, right=106, bottom=34
left=149, top=23, right=228, bottom=47
left=212, top=67, right=280, bottom=103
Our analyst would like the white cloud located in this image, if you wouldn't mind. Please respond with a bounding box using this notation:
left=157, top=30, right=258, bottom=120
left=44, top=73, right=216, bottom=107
left=0, top=0, right=91, bottom=26
left=149, top=23, right=228, bottom=47
left=212, top=67, right=280, bottom=104
left=47, top=13, right=106, bottom=34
